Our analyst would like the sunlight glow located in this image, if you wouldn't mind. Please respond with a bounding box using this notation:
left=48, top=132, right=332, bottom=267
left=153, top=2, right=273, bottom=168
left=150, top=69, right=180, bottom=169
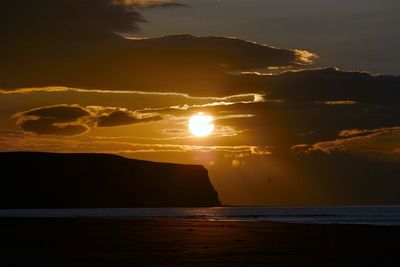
left=189, top=113, right=215, bottom=137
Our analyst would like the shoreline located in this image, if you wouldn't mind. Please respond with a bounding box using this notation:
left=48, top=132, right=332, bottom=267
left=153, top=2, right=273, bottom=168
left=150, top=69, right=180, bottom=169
left=1, top=205, right=399, bottom=226
left=1, top=217, right=399, bottom=266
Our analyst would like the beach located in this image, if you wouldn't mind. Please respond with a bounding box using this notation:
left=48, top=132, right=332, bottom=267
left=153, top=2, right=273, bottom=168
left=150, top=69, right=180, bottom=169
left=1, top=218, right=399, bottom=266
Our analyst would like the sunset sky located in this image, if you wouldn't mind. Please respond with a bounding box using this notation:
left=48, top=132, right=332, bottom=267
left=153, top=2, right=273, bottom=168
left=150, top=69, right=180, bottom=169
left=1, top=0, right=400, bottom=205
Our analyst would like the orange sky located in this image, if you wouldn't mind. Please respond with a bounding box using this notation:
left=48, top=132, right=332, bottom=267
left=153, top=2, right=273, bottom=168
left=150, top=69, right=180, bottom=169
left=0, top=0, right=399, bottom=205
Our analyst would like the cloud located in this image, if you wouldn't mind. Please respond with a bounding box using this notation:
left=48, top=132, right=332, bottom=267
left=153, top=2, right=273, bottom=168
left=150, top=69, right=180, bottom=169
left=7, top=66, right=397, bottom=101
left=13, top=104, right=162, bottom=136
left=0, top=129, right=272, bottom=158
left=96, top=110, right=162, bottom=127
left=236, top=67, right=400, bottom=105
left=4, top=66, right=398, bottom=150
left=0, top=0, right=317, bottom=97
left=0, top=86, right=264, bottom=105
left=292, top=126, right=400, bottom=154
left=13, top=105, right=91, bottom=136
left=113, top=144, right=272, bottom=156
left=316, top=100, right=358, bottom=105
left=18, top=119, right=90, bottom=136
left=15, top=105, right=90, bottom=122
left=129, top=90, right=398, bottom=155
left=112, top=0, right=184, bottom=8
left=136, top=93, right=265, bottom=113
left=231, top=159, right=243, bottom=168
left=0, top=34, right=315, bottom=95
left=0, top=0, right=145, bottom=37
left=9, top=67, right=394, bottom=148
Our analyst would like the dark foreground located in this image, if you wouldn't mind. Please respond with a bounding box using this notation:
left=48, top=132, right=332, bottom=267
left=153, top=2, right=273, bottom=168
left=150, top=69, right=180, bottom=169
left=1, top=218, right=399, bottom=266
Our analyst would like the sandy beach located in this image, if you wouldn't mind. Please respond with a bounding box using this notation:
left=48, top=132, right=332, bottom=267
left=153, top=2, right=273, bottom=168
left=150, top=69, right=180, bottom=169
left=0, top=218, right=399, bottom=266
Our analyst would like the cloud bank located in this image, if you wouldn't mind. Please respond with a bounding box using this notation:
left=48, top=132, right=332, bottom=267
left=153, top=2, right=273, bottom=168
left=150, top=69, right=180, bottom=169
left=13, top=105, right=162, bottom=136
left=0, top=1, right=316, bottom=95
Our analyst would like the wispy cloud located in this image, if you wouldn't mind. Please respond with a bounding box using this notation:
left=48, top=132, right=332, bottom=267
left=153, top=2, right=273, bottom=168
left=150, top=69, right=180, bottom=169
left=12, top=104, right=162, bottom=136
left=0, top=130, right=271, bottom=158
left=0, top=86, right=264, bottom=102
left=316, top=100, right=358, bottom=105
left=292, top=126, right=400, bottom=154
left=112, top=0, right=184, bottom=8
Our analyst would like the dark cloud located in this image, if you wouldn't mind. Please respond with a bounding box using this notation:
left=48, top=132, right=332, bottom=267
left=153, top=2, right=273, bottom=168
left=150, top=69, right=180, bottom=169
left=0, top=34, right=314, bottom=95
left=149, top=67, right=399, bottom=150
left=264, top=68, right=400, bottom=105
left=13, top=105, right=162, bottom=136
left=0, top=0, right=144, bottom=37
left=0, top=1, right=315, bottom=95
left=18, top=119, right=90, bottom=136
left=246, top=68, right=400, bottom=148
left=97, top=110, right=162, bottom=127
left=138, top=95, right=399, bottom=150
left=292, top=126, right=400, bottom=154
left=0, top=0, right=143, bottom=92
left=19, top=105, right=90, bottom=122
left=133, top=35, right=313, bottom=71
left=13, top=105, right=91, bottom=136
left=226, top=67, right=400, bottom=104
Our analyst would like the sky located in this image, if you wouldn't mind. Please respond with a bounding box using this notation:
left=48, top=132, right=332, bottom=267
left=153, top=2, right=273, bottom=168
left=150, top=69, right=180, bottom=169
left=138, top=0, right=400, bottom=75
left=0, top=0, right=400, bottom=206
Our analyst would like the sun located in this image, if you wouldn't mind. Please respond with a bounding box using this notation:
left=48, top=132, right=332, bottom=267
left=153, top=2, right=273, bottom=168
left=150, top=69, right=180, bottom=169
left=189, top=113, right=215, bottom=137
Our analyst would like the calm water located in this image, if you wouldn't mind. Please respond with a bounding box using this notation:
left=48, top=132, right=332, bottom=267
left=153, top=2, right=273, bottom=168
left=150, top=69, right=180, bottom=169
left=1, top=206, right=400, bottom=226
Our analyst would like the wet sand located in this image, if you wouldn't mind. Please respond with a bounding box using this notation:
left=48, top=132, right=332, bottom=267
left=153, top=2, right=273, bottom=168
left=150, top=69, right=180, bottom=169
left=0, top=218, right=399, bottom=266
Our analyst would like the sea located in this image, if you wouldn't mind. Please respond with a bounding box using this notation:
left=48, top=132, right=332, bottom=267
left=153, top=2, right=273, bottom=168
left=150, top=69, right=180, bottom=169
left=1, top=206, right=400, bottom=226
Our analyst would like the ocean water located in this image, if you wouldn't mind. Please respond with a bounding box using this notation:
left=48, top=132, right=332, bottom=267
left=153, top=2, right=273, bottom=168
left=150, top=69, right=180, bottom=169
left=1, top=206, right=400, bottom=226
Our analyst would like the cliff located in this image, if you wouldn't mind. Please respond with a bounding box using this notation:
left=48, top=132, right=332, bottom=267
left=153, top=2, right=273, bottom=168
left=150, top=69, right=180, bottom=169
left=0, top=152, right=221, bottom=208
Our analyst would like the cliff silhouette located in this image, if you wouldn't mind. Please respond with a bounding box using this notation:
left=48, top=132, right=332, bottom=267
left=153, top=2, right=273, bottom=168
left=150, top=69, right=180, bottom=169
left=0, top=152, right=221, bottom=208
